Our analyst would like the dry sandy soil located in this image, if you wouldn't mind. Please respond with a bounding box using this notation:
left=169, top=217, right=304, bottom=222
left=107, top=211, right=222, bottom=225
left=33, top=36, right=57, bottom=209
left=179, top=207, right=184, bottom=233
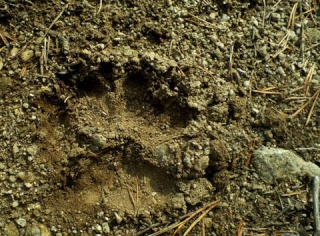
left=0, top=0, right=320, bottom=235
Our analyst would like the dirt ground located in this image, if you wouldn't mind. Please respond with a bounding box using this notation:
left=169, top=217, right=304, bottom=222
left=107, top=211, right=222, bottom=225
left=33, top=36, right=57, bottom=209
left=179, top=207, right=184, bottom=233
left=0, top=0, right=320, bottom=235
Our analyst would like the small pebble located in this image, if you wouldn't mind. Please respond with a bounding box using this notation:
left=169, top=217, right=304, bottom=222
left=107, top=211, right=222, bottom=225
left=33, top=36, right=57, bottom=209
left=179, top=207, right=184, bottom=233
left=0, top=163, right=5, bottom=170
left=20, top=50, right=34, bottom=62
left=258, top=46, right=268, bottom=57
left=22, top=103, right=29, bottom=109
left=114, top=212, right=122, bottom=224
left=220, top=14, right=230, bottom=22
left=201, top=60, right=208, bottom=67
left=16, top=217, right=27, bottom=227
left=10, top=47, right=19, bottom=57
left=16, top=172, right=26, bottom=180
left=93, top=224, right=102, bottom=233
left=9, top=175, right=17, bottom=183
left=276, top=66, right=286, bottom=76
left=270, top=13, right=281, bottom=22
left=278, top=53, right=286, bottom=61
left=243, top=80, right=250, bottom=87
left=209, top=12, right=217, bottom=22
left=27, top=145, right=38, bottom=156
left=24, top=182, right=32, bottom=188
left=12, top=201, right=19, bottom=208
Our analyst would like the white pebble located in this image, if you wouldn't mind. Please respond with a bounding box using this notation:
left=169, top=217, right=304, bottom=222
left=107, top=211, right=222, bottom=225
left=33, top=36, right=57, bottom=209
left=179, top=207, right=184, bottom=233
left=16, top=217, right=27, bottom=227
left=24, top=182, right=32, bottom=188
left=12, top=201, right=19, bottom=208
left=9, top=175, right=17, bottom=183
left=22, top=103, right=29, bottom=109
left=243, top=80, right=250, bottom=87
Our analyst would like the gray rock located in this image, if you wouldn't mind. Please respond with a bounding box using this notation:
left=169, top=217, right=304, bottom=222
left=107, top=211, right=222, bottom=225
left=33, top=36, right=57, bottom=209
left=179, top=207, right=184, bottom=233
left=253, top=146, right=320, bottom=183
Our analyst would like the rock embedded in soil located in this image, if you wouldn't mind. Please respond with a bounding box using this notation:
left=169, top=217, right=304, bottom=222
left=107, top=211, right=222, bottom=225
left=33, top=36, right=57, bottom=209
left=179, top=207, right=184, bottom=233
left=253, top=146, right=320, bottom=183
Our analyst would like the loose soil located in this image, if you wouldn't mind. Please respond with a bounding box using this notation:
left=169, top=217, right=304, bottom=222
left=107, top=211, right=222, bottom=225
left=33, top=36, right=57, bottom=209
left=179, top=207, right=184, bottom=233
left=0, top=0, right=320, bottom=235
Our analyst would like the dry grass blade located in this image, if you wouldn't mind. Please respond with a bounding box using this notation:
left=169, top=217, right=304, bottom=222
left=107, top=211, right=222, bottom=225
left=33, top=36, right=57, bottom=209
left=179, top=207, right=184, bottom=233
left=291, top=95, right=314, bottom=118
left=272, top=0, right=284, bottom=9
left=0, top=30, right=9, bottom=47
left=278, top=32, right=290, bottom=46
left=262, top=0, right=266, bottom=29
left=291, top=89, right=320, bottom=125
left=305, top=89, right=320, bottom=125
left=281, top=190, right=307, bottom=197
left=287, top=3, right=298, bottom=29
left=44, top=4, right=69, bottom=38
left=255, top=91, right=283, bottom=95
left=303, top=64, right=315, bottom=96
left=185, top=13, right=217, bottom=29
left=149, top=199, right=220, bottom=236
left=270, top=45, right=289, bottom=60
left=237, top=219, right=244, bottom=236
left=253, top=86, right=283, bottom=95
left=172, top=213, right=197, bottom=235
left=172, top=200, right=218, bottom=235
left=285, top=96, right=308, bottom=101
left=148, top=219, right=186, bottom=236
left=182, top=200, right=219, bottom=236
left=97, top=0, right=102, bottom=14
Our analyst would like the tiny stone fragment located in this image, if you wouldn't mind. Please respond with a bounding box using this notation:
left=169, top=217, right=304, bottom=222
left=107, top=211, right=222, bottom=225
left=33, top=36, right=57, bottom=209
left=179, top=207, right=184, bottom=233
left=270, top=13, right=281, bottom=22
left=16, top=217, right=27, bottom=227
left=20, top=50, right=34, bottom=62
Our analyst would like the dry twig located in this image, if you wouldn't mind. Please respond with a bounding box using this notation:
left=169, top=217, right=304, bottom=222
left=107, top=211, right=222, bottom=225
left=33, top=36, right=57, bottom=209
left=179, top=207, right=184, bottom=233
left=146, top=199, right=220, bottom=236
left=303, top=64, right=315, bottom=96
left=182, top=202, right=218, bottom=236
left=97, top=0, right=102, bottom=14
left=185, top=13, right=217, bottom=29
left=291, top=88, right=320, bottom=125
left=253, top=86, right=283, bottom=95
left=43, top=4, right=69, bottom=39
